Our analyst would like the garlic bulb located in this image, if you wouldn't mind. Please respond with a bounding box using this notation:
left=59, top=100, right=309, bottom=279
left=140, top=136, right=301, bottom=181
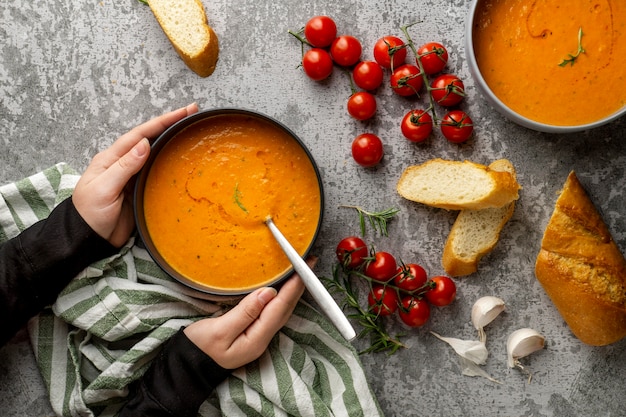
left=471, top=296, right=505, bottom=343
left=506, top=328, right=545, bottom=370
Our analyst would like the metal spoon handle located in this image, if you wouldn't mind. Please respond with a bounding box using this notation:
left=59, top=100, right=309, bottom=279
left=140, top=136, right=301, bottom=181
left=266, top=218, right=356, bottom=341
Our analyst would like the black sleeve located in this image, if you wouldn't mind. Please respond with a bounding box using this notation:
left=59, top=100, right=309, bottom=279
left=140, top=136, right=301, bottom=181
left=0, top=197, right=117, bottom=346
left=118, top=328, right=233, bottom=417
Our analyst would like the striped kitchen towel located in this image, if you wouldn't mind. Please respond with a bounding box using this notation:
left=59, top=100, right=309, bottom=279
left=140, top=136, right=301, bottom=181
left=1, top=163, right=382, bottom=417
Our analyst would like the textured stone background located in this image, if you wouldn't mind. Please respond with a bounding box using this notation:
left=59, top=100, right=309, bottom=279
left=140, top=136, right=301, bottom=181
left=1, top=0, right=626, bottom=416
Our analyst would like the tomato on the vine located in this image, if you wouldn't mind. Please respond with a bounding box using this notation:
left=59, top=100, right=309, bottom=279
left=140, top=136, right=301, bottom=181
left=347, top=91, right=377, bottom=121
left=416, top=42, right=449, bottom=75
left=330, top=35, right=362, bottom=67
left=351, top=133, right=384, bottom=167
left=441, top=110, right=474, bottom=143
left=398, top=296, right=431, bottom=327
left=394, top=263, right=428, bottom=292
left=336, top=236, right=368, bottom=269
left=400, top=110, right=433, bottom=143
left=390, top=64, right=423, bottom=97
left=365, top=251, right=397, bottom=282
left=352, top=61, right=384, bottom=91
left=301, top=48, right=333, bottom=81
left=430, top=74, right=465, bottom=107
left=303, top=16, right=337, bottom=48
left=368, top=285, right=399, bottom=316
left=373, top=36, right=407, bottom=69
left=425, top=276, right=457, bottom=307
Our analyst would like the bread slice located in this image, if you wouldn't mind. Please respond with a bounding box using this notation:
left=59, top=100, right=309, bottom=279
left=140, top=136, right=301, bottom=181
left=149, top=0, right=219, bottom=77
left=396, top=159, right=520, bottom=210
left=442, top=159, right=516, bottom=277
left=535, top=171, right=626, bottom=346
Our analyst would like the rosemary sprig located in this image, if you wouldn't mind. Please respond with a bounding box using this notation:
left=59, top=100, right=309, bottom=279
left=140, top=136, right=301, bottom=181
left=559, top=27, right=585, bottom=67
left=340, top=205, right=400, bottom=237
left=233, top=183, right=248, bottom=213
left=322, top=264, right=406, bottom=354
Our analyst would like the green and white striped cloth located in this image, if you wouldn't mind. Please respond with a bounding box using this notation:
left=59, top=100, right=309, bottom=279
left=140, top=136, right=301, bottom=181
left=1, top=163, right=382, bottom=417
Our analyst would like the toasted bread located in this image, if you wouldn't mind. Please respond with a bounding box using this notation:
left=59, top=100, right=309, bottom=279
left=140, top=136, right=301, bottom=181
left=535, top=172, right=626, bottom=346
left=148, top=0, right=219, bottom=77
left=442, top=159, right=517, bottom=277
left=396, top=159, right=520, bottom=210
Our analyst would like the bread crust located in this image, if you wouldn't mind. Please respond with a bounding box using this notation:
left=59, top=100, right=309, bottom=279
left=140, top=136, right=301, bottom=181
left=149, top=0, right=219, bottom=77
left=442, top=160, right=517, bottom=276
left=173, top=25, right=219, bottom=78
left=396, top=159, right=520, bottom=210
left=535, top=171, right=626, bottom=346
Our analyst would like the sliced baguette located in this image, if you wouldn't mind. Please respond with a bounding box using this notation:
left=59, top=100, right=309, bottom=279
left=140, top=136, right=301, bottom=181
left=396, top=158, right=520, bottom=210
left=535, top=172, right=626, bottom=346
left=148, top=0, right=219, bottom=77
left=442, top=159, right=517, bottom=277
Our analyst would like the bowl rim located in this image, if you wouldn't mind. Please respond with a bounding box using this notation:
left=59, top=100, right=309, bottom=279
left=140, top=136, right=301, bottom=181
left=133, top=107, right=325, bottom=295
left=465, top=0, right=626, bottom=133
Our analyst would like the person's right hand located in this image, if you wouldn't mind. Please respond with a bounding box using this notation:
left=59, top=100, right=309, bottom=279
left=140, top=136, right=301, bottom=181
left=183, top=258, right=314, bottom=369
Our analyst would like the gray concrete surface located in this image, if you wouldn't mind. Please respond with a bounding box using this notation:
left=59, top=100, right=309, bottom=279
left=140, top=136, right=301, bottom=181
left=2, top=0, right=626, bottom=416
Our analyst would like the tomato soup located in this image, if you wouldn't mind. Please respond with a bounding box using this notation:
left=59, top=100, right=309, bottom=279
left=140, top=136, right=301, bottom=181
left=473, top=0, right=626, bottom=126
left=143, top=113, right=322, bottom=293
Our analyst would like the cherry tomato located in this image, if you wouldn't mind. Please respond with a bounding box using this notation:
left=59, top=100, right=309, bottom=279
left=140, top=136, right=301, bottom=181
left=425, top=276, right=457, bottom=307
left=441, top=110, right=474, bottom=143
left=347, top=91, right=377, bottom=121
left=398, top=296, right=431, bottom=327
left=400, top=110, right=433, bottom=143
left=365, top=251, right=397, bottom=282
left=416, top=42, right=449, bottom=75
left=351, top=133, right=384, bottom=167
left=330, top=35, right=362, bottom=67
left=430, top=74, right=465, bottom=107
left=368, top=285, right=399, bottom=316
left=301, top=48, right=333, bottom=81
left=394, top=263, right=428, bottom=292
left=352, top=61, right=384, bottom=91
left=373, top=36, right=407, bottom=69
left=304, top=15, right=337, bottom=48
left=390, top=64, right=423, bottom=97
left=336, top=236, right=368, bottom=269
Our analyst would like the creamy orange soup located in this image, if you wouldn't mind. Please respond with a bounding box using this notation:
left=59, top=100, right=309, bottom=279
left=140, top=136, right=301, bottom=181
left=143, top=114, right=322, bottom=292
left=473, top=0, right=626, bottom=125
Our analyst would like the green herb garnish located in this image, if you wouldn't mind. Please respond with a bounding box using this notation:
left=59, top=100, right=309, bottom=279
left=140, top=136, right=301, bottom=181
left=233, top=183, right=248, bottom=213
left=559, top=27, right=585, bottom=67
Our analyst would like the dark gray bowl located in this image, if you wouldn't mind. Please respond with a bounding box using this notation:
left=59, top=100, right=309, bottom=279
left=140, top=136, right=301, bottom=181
left=134, top=108, right=324, bottom=295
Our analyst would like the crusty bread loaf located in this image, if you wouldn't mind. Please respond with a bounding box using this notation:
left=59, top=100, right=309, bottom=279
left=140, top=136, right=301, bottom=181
left=535, top=171, right=626, bottom=346
left=442, top=159, right=517, bottom=277
left=149, top=0, right=219, bottom=77
left=396, top=158, right=520, bottom=210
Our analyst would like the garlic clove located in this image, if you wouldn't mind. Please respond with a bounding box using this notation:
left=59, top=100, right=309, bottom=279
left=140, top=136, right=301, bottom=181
left=506, top=328, right=545, bottom=369
left=471, top=296, right=506, bottom=343
left=431, top=331, right=489, bottom=365
left=459, top=357, right=502, bottom=384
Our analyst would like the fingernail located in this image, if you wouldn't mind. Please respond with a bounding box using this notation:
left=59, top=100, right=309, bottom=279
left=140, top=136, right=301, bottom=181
left=133, top=138, right=150, bottom=157
left=257, top=287, right=278, bottom=305
left=186, top=102, right=198, bottom=114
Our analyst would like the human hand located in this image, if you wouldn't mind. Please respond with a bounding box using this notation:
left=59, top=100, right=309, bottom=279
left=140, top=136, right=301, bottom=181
left=183, top=258, right=313, bottom=369
left=73, top=103, right=199, bottom=247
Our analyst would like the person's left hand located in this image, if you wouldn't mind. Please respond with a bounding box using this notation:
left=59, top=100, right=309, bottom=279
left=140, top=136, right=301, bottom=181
left=73, top=103, right=199, bottom=247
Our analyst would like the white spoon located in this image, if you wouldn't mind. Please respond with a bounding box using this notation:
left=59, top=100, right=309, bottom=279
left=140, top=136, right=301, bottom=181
left=265, top=216, right=356, bottom=341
